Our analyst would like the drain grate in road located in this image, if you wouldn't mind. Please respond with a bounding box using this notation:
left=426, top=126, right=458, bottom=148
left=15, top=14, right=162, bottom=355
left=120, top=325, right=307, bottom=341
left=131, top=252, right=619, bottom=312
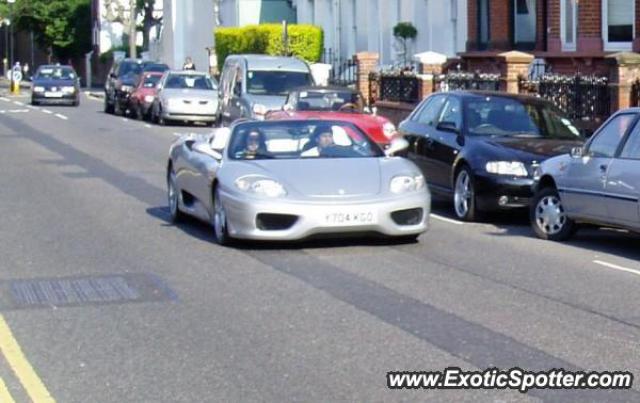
left=2, top=273, right=177, bottom=310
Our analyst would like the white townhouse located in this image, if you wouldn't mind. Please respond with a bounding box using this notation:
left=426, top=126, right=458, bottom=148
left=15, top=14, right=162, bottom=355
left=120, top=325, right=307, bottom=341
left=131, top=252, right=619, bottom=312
left=293, top=0, right=467, bottom=65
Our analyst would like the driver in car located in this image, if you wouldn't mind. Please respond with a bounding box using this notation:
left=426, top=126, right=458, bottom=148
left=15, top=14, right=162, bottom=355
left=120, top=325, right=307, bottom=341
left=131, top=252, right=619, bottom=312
left=301, top=126, right=337, bottom=157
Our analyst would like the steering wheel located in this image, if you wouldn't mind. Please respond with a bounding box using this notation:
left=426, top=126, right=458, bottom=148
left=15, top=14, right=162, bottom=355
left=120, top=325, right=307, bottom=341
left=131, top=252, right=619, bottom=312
left=338, top=103, right=359, bottom=112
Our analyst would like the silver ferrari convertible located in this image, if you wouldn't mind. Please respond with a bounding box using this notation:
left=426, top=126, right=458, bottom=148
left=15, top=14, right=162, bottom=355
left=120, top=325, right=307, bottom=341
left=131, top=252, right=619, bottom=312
left=166, top=119, right=431, bottom=245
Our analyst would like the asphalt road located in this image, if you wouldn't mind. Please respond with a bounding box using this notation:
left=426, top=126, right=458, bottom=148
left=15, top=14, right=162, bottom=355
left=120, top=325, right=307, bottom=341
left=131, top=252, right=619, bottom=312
left=0, top=90, right=639, bottom=402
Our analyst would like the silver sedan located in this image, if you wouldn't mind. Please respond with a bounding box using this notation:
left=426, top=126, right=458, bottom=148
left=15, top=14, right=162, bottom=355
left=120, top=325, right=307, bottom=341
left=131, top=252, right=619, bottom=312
left=167, top=119, right=431, bottom=245
left=151, top=70, right=218, bottom=126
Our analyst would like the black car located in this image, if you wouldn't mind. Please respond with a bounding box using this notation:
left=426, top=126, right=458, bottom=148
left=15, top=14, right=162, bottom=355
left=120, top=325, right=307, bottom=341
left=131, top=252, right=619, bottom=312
left=399, top=91, right=584, bottom=221
left=104, top=58, right=144, bottom=115
left=31, top=65, right=80, bottom=106
left=142, top=62, right=170, bottom=73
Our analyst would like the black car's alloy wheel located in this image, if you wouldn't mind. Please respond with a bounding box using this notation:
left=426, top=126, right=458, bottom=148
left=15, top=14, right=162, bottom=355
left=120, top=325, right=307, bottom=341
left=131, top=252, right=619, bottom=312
left=530, top=187, right=575, bottom=241
left=453, top=167, right=478, bottom=221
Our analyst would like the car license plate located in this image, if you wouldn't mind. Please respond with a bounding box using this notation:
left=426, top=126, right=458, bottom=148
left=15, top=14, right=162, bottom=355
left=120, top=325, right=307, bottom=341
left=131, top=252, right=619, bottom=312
left=44, top=92, right=63, bottom=98
left=324, top=210, right=376, bottom=226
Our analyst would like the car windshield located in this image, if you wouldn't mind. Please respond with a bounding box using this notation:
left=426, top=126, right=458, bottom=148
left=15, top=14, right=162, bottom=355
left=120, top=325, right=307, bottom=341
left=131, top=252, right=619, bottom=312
left=141, top=75, right=161, bottom=88
left=165, top=74, right=216, bottom=90
left=294, top=90, right=362, bottom=111
left=228, top=121, right=384, bottom=160
left=465, top=96, right=580, bottom=139
left=36, top=67, right=75, bottom=80
left=247, top=71, right=312, bottom=96
left=119, top=62, right=143, bottom=77
left=143, top=63, right=169, bottom=73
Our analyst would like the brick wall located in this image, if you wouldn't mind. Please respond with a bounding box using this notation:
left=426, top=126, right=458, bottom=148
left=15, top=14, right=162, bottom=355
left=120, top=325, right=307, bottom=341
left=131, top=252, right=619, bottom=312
left=468, top=0, right=478, bottom=48
left=490, top=0, right=510, bottom=49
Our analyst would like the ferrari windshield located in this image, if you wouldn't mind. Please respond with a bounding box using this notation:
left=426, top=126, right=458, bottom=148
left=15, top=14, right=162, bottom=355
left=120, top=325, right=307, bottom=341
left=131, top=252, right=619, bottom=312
left=293, top=90, right=362, bottom=111
left=229, top=121, right=384, bottom=160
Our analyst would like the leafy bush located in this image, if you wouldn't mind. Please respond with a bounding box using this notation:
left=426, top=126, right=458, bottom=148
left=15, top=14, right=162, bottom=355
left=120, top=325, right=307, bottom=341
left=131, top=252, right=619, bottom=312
left=215, top=24, right=323, bottom=68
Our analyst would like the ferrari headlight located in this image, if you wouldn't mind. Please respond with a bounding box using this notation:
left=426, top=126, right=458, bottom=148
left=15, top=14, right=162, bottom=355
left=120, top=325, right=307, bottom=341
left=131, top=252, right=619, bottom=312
left=253, top=103, right=268, bottom=119
left=485, top=161, right=528, bottom=177
left=382, top=121, right=397, bottom=139
left=33, top=86, right=45, bottom=93
left=62, top=86, right=75, bottom=94
left=235, top=176, right=286, bottom=198
left=390, top=174, right=425, bottom=194
left=144, top=95, right=155, bottom=103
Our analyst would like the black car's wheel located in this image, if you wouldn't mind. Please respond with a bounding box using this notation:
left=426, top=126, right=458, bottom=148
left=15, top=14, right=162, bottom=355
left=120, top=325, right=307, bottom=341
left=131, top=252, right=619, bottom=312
left=73, top=98, right=80, bottom=107
left=31, top=99, right=39, bottom=106
left=104, top=97, right=114, bottom=114
left=530, top=187, right=575, bottom=241
left=453, top=166, right=479, bottom=221
left=114, top=100, right=123, bottom=115
left=167, top=168, right=186, bottom=223
left=134, top=104, right=143, bottom=120
left=212, top=186, right=233, bottom=246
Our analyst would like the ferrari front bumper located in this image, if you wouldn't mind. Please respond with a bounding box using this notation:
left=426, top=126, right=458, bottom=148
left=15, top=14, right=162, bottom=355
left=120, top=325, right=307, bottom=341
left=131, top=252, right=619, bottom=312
left=220, top=189, right=431, bottom=241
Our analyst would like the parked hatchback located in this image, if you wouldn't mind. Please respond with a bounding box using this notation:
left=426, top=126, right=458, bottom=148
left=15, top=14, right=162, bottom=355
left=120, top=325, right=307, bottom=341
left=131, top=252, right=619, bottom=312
left=104, top=58, right=144, bottom=115
left=531, top=108, right=640, bottom=240
left=217, top=54, right=314, bottom=125
left=399, top=91, right=584, bottom=221
left=31, top=64, right=80, bottom=106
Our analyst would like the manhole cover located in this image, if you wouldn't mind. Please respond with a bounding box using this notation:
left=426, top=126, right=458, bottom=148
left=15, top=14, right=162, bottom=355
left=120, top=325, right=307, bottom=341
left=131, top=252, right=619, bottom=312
left=3, top=273, right=176, bottom=310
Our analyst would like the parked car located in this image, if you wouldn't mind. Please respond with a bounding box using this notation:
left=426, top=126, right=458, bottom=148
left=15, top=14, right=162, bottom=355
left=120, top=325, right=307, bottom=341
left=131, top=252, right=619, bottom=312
left=31, top=64, right=80, bottom=106
left=399, top=91, right=584, bottom=221
left=266, top=86, right=398, bottom=148
left=150, top=70, right=218, bottom=126
left=531, top=108, right=640, bottom=240
left=142, top=62, right=170, bottom=73
left=128, top=71, right=164, bottom=120
left=104, top=58, right=145, bottom=115
left=217, top=54, right=314, bottom=125
left=166, top=119, right=429, bottom=245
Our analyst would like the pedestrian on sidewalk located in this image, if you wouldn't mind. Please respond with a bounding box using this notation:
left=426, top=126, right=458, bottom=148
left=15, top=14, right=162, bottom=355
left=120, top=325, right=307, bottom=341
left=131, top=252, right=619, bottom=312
left=183, top=57, right=196, bottom=71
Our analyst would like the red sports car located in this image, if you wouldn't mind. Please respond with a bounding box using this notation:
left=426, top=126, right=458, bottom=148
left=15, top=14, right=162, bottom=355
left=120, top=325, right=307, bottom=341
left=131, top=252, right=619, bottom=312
left=266, top=86, right=398, bottom=147
left=128, top=71, right=164, bottom=120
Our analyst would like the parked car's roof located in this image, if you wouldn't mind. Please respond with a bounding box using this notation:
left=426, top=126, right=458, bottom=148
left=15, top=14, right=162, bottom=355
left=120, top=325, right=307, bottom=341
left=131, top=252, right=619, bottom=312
left=37, top=64, right=75, bottom=70
left=165, top=70, right=209, bottom=76
left=290, top=86, right=358, bottom=93
left=445, top=90, right=555, bottom=104
left=228, top=54, right=309, bottom=72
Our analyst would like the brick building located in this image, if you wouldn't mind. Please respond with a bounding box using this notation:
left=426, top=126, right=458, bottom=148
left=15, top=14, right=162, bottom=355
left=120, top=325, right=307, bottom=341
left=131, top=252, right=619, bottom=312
left=463, top=0, right=640, bottom=75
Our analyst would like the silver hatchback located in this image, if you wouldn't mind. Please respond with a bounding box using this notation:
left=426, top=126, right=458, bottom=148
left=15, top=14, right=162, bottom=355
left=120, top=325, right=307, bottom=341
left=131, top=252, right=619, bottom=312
left=531, top=109, right=640, bottom=240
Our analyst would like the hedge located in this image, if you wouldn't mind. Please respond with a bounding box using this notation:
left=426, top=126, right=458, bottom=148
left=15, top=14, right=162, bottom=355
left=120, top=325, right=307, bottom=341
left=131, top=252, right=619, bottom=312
left=214, top=24, right=323, bottom=68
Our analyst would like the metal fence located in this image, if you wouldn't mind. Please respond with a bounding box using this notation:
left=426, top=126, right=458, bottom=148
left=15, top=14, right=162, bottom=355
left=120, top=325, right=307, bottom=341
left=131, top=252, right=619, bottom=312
left=519, top=74, right=610, bottom=124
left=435, top=71, right=501, bottom=92
left=321, top=48, right=357, bottom=87
left=368, top=71, right=420, bottom=104
left=631, top=79, right=640, bottom=107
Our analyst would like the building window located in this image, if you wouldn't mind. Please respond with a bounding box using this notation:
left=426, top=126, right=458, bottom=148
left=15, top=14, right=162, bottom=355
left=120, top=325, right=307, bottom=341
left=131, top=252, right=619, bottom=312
left=560, top=0, right=577, bottom=51
left=603, top=0, right=635, bottom=50
left=514, top=0, right=536, bottom=48
left=478, top=0, right=490, bottom=50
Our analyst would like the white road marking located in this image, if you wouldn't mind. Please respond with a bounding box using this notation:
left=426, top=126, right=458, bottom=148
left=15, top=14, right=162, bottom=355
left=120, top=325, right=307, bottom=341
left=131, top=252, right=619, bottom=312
left=54, top=113, right=68, bottom=120
left=593, top=260, right=640, bottom=277
left=144, top=124, right=152, bottom=128
left=122, top=118, right=129, bottom=122
left=0, top=97, right=9, bottom=102
left=0, top=110, right=5, bottom=114
left=7, top=109, right=29, bottom=113
left=41, top=109, right=53, bottom=114
left=27, top=105, right=39, bottom=110
left=431, top=213, right=464, bottom=225
left=13, top=101, right=24, bottom=106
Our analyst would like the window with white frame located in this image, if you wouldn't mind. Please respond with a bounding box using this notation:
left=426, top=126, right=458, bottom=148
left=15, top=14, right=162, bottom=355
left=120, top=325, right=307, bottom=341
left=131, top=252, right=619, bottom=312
left=560, top=0, right=577, bottom=51
left=603, top=0, right=635, bottom=50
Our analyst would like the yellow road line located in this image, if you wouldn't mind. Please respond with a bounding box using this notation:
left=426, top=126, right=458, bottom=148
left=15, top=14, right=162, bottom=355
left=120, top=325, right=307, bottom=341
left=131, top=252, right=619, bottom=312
left=0, top=377, right=16, bottom=403
left=0, top=315, right=55, bottom=403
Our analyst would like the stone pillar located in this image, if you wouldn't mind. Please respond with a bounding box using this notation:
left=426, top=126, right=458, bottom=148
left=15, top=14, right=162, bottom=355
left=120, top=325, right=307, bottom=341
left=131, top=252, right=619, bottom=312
left=413, top=51, right=447, bottom=99
left=605, top=52, right=640, bottom=112
left=354, top=52, right=379, bottom=105
left=498, top=51, right=534, bottom=94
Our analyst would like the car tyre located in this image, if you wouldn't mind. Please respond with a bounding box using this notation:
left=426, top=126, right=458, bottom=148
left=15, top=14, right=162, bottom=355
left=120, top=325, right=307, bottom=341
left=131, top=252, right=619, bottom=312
left=104, top=97, right=114, bottom=114
left=213, top=186, right=234, bottom=246
left=453, top=166, right=479, bottom=221
left=530, top=187, right=575, bottom=241
left=167, top=168, right=186, bottom=223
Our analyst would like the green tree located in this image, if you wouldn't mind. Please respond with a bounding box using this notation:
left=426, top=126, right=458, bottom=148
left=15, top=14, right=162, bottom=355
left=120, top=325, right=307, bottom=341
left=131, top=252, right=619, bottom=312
left=393, top=22, right=417, bottom=65
left=12, top=0, right=92, bottom=61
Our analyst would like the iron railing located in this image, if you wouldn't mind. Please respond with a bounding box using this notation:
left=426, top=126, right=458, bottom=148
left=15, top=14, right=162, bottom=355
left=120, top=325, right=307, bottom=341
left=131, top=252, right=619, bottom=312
left=321, top=48, right=357, bottom=86
left=435, top=71, right=501, bottom=92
